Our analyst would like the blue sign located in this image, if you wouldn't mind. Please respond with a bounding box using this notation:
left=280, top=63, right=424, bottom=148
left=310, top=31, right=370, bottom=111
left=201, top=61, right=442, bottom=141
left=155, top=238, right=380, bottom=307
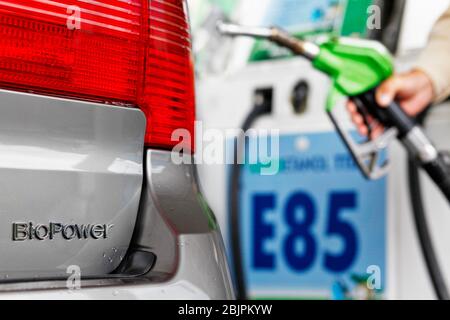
left=235, top=132, right=386, bottom=299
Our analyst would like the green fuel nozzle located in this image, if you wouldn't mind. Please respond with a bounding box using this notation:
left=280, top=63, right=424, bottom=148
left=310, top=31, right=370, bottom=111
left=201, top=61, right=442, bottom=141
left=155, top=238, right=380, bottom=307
left=217, top=22, right=394, bottom=110
left=217, top=22, right=393, bottom=111
left=218, top=22, right=450, bottom=202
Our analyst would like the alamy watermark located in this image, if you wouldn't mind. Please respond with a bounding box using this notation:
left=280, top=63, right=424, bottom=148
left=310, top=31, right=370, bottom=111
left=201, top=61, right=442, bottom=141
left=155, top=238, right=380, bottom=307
left=171, top=121, right=280, bottom=176
left=66, top=265, right=81, bottom=291
left=366, top=265, right=382, bottom=290
left=66, top=5, right=81, bottom=30
left=367, top=5, right=382, bottom=30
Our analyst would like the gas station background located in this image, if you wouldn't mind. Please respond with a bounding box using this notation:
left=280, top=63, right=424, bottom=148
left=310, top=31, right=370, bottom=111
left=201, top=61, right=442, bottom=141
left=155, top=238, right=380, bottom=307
left=188, top=0, right=450, bottom=299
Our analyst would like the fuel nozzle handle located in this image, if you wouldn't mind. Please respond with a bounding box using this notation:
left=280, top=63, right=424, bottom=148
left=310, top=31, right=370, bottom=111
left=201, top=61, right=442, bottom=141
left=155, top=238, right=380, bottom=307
left=354, top=90, right=415, bottom=138
left=217, top=22, right=320, bottom=60
left=355, top=89, right=450, bottom=202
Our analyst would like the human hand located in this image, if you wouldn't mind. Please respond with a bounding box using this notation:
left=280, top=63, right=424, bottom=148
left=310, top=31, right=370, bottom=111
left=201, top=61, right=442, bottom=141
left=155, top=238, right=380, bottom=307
left=346, top=69, right=434, bottom=138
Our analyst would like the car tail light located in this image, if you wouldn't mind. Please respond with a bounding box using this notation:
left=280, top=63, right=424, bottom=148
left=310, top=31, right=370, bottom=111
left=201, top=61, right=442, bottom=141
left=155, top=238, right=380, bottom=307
left=0, top=0, right=195, bottom=152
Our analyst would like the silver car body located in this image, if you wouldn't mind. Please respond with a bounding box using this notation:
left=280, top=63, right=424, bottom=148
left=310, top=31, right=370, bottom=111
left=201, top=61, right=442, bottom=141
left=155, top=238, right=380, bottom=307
left=0, top=90, right=234, bottom=299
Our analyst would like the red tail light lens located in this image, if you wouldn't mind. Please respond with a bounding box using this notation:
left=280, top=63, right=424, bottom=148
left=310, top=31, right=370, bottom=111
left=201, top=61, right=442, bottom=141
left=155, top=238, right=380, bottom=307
left=0, top=0, right=195, bottom=152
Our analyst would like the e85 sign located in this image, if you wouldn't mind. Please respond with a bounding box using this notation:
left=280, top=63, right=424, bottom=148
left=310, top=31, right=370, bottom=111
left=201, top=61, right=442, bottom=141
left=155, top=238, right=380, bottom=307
left=237, top=133, right=386, bottom=299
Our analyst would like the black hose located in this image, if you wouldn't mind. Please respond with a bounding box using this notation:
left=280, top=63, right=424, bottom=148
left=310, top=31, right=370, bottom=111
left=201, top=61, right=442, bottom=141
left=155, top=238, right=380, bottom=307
left=422, top=156, right=450, bottom=203
left=407, top=110, right=450, bottom=300
left=229, top=89, right=273, bottom=300
left=408, top=157, right=450, bottom=300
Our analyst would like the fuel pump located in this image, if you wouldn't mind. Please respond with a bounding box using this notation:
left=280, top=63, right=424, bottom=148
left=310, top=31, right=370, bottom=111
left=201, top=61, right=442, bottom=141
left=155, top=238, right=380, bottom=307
left=219, top=22, right=450, bottom=299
